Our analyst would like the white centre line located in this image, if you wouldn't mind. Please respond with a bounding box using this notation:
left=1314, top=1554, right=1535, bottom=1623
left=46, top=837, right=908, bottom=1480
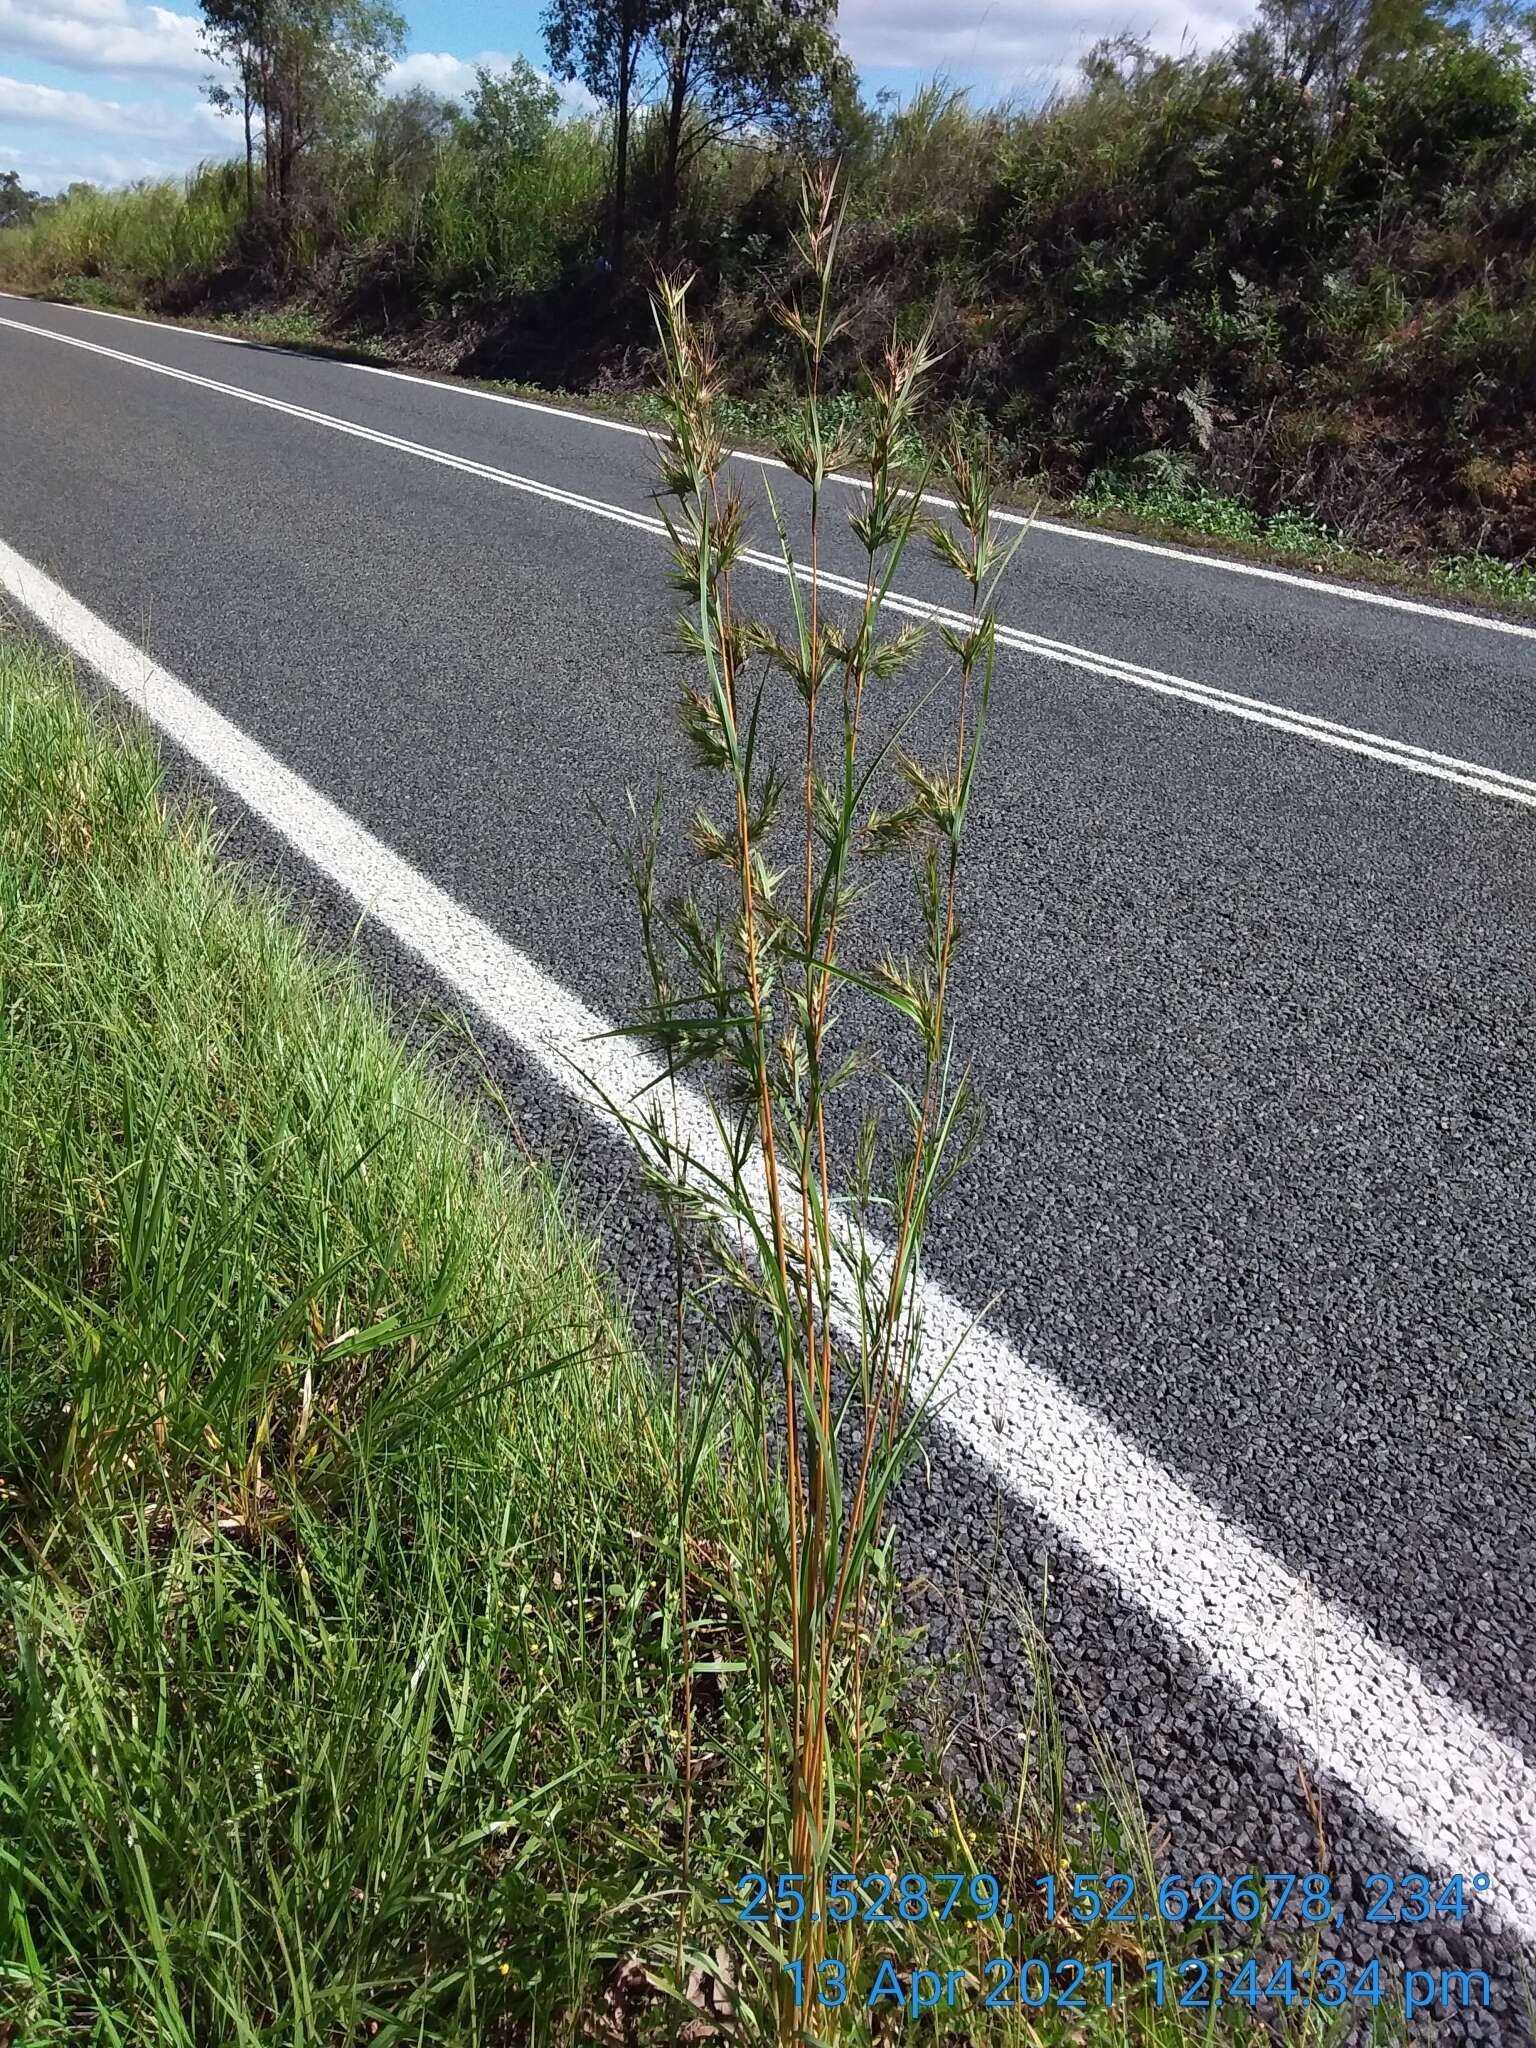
left=3, top=309, right=1536, bottom=813
left=2, top=531, right=1533, bottom=1947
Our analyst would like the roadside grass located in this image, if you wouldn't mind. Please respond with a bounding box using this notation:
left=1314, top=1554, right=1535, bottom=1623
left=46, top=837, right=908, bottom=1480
left=1069, top=471, right=1536, bottom=613
left=0, top=633, right=1411, bottom=2045
left=14, top=272, right=143, bottom=313
left=0, top=170, right=246, bottom=298
left=200, top=303, right=335, bottom=348
left=0, top=632, right=760, bottom=2044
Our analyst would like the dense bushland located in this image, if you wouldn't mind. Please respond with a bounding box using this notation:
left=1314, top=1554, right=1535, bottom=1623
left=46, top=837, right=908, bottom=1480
left=2, top=3, right=1534, bottom=571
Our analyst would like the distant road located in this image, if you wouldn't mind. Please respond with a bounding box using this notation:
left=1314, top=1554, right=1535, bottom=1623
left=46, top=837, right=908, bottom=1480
left=3, top=293, right=1534, bottom=2000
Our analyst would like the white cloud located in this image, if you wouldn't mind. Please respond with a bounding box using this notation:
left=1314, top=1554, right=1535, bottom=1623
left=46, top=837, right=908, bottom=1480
left=838, top=0, right=1253, bottom=88
left=385, top=47, right=501, bottom=100
left=384, top=47, right=595, bottom=115
left=2, top=68, right=191, bottom=128
left=0, top=132, right=209, bottom=183
left=0, top=67, right=225, bottom=130
left=0, top=65, right=239, bottom=191
left=0, top=0, right=208, bottom=80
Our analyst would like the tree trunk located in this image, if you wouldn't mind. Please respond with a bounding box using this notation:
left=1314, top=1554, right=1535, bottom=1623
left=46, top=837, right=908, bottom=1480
left=259, top=46, right=275, bottom=221
left=658, top=49, right=688, bottom=270
left=611, top=41, right=631, bottom=282
left=243, top=77, right=255, bottom=220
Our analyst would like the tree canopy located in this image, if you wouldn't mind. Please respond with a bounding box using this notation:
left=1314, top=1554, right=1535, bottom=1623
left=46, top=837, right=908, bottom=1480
left=200, top=0, right=405, bottom=223
left=0, top=171, right=43, bottom=231
left=649, top=0, right=847, bottom=258
left=462, top=58, right=561, bottom=162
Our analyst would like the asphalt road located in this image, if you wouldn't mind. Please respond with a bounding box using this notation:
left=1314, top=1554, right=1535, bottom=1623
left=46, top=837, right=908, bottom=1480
left=3, top=294, right=1534, bottom=2034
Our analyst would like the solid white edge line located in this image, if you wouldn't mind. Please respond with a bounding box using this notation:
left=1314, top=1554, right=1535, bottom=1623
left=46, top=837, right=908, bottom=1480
left=5, top=310, right=1536, bottom=818
left=1, top=532, right=1534, bottom=1949
left=4, top=288, right=1534, bottom=647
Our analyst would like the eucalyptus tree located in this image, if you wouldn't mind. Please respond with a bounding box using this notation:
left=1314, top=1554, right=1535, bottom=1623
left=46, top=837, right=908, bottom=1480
left=649, top=0, right=848, bottom=263
left=200, top=0, right=404, bottom=230
left=543, top=0, right=660, bottom=279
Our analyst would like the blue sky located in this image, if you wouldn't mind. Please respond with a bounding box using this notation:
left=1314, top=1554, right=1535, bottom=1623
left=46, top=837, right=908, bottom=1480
left=0, top=0, right=1253, bottom=193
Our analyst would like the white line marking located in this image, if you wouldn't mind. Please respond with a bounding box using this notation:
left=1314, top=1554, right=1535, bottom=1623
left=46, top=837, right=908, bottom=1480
left=2, top=532, right=1533, bottom=1943
left=4, top=310, right=1536, bottom=813
left=4, top=289, right=1534, bottom=646
left=782, top=556, right=1536, bottom=806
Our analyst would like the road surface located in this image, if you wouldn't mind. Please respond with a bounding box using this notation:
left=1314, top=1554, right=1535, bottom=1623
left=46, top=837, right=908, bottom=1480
left=2, top=293, right=1533, bottom=2031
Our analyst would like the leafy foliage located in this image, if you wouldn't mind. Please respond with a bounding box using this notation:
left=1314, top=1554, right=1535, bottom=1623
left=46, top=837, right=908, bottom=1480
left=199, top=0, right=405, bottom=237
left=461, top=57, right=562, bottom=163
left=0, top=170, right=41, bottom=231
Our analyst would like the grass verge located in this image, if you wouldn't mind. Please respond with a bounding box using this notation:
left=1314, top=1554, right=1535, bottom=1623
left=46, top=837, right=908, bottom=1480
left=0, top=631, right=755, bottom=2042
left=1068, top=471, right=1536, bottom=615
left=0, top=632, right=1408, bottom=2045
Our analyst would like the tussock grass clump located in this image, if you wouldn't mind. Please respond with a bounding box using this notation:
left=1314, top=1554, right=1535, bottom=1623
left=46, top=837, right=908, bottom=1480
left=0, top=637, right=751, bottom=2043
left=629, top=170, right=1017, bottom=1996
left=610, top=177, right=1417, bottom=2046
left=413, top=122, right=609, bottom=299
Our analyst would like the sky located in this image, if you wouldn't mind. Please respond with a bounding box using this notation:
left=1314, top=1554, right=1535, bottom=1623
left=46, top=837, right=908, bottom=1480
left=0, top=0, right=1255, bottom=195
